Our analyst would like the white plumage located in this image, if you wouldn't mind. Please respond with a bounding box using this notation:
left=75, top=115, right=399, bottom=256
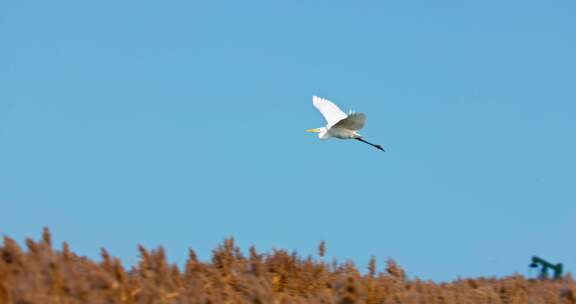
left=312, top=96, right=348, bottom=128
left=307, top=96, right=384, bottom=151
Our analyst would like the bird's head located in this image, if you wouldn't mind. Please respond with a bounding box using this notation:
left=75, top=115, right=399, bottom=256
left=306, top=127, right=328, bottom=139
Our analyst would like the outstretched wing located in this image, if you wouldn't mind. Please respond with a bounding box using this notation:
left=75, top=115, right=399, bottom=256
left=312, top=96, right=348, bottom=127
left=333, top=113, right=366, bottom=130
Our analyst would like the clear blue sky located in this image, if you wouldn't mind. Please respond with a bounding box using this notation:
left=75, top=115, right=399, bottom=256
left=1, top=1, right=575, bottom=281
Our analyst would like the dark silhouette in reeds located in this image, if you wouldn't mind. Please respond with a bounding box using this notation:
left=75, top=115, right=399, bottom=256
left=1, top=228, right=575, bottom=303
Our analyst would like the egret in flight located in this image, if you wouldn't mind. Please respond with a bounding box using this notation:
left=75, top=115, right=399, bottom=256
left=306, top=96, right=385, bottom=151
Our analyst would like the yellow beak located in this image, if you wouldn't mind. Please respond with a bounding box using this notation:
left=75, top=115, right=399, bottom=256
left=306, top=128, right=320, bottom=133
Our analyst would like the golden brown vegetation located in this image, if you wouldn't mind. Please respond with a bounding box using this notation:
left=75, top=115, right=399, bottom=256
left=1, top=228, right=575, bottom=304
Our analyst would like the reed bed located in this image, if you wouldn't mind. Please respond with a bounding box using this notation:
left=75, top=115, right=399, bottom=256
left=1, top=228, right=574, bottom=304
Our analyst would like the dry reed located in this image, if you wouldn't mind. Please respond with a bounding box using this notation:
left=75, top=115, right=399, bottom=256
left=0, top=228, right=574, bottom=304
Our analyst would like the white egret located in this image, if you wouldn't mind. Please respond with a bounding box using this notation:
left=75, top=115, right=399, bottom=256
left=306, top=96, right=384, bottom=151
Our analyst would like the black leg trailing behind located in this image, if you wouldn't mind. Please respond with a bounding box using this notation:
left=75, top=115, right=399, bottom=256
left=355, top=138, right=385, bottom=151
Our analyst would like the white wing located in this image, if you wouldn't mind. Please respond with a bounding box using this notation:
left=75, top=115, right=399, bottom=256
left=333, top=113, right=366, bottom=130
left=312, top=96, right=348, bottom=127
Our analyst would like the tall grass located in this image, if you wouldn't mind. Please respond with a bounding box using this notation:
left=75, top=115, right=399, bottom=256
left=1, top=228, right=575, bottom=303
